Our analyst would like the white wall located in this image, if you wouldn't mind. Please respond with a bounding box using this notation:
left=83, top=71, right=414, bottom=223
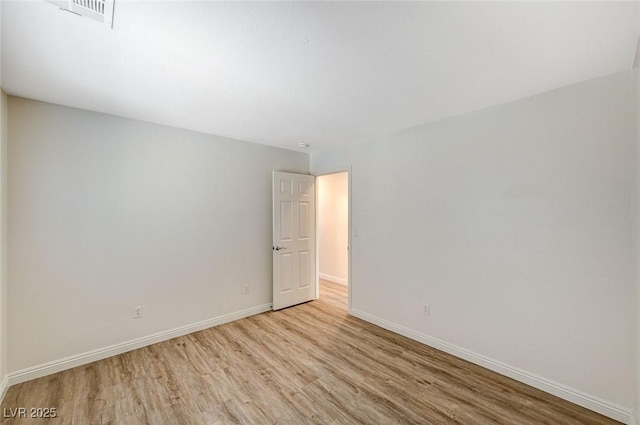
left=318, top=172, right=348, bottom=285
left=312, top=71, right=635, bottom=421
left=7, top=97, right=308, bottom=373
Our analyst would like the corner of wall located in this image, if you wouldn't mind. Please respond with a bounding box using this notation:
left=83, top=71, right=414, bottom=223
left=0, top=0, right=7, bottom=402
left=633, top=60, right=640, bottom=425
left=0, top=89, right=8, bottom=401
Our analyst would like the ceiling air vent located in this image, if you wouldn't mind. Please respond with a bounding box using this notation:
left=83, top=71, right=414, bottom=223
left=47, top=0, right=115, bottom=28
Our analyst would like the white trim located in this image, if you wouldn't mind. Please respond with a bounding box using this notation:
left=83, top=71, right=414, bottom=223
left=319, top=273, right=347, bottom=286
left=350, top=308, right=632, bottom=425
left=0, top=375, right=8, bottom=403
left=8, top=303, right=272, bottom=386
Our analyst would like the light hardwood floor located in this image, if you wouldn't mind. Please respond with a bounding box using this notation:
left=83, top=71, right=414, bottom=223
left=1, top=280, right=621, bottom=424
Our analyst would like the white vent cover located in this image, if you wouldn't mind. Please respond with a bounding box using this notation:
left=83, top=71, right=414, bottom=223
left=47, top=0, right=115, bottom=28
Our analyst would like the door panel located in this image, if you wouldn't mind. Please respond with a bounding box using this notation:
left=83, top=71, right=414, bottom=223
left=280, top=201, right=293, bottom=241
left=299, top=202, right=310, bottom=239
left=273, top=171, right=316, bottom=310
left=299, top=251, right=310, bottom=288
left=280, top=253, right=293, bottom=292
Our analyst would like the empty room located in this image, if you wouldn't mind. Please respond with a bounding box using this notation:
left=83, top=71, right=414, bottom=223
left=0, top=1, right=638, bottom=424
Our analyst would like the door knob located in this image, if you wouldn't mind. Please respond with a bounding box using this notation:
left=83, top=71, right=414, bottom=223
left=273, top=246, right=286, bottom=251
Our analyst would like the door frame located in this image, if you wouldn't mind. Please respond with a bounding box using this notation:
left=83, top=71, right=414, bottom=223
left=313, top=165, right=352, bottom=313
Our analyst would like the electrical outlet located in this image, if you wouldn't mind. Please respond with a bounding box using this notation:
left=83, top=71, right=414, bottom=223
left=423, top=304, right=430, bottom=316
left=134, top=305, right=143, bottom=319
left=243, top=285, right=250, bottom=294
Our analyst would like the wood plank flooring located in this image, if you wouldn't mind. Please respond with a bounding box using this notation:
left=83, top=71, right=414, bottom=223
left=1, top=280, right=621, bottom=424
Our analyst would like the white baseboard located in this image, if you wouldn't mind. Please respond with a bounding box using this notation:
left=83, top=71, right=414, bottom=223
left=0, top=375, right=8, bottom=403
left=8, top=303, right=272, bottom=387
left=319, top=273, right=347, bottom=285
left=350, top=308, right=632, bottom=425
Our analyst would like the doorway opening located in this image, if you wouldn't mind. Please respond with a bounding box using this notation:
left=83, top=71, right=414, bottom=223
left=316, top=171, right=349, bottom=311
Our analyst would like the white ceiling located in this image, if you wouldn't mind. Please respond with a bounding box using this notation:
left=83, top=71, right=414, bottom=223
left=2, top=1, right=639, bottom=152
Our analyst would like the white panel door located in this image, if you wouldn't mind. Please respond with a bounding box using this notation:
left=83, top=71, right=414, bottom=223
left=272, top=171, right=316, bottom=310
